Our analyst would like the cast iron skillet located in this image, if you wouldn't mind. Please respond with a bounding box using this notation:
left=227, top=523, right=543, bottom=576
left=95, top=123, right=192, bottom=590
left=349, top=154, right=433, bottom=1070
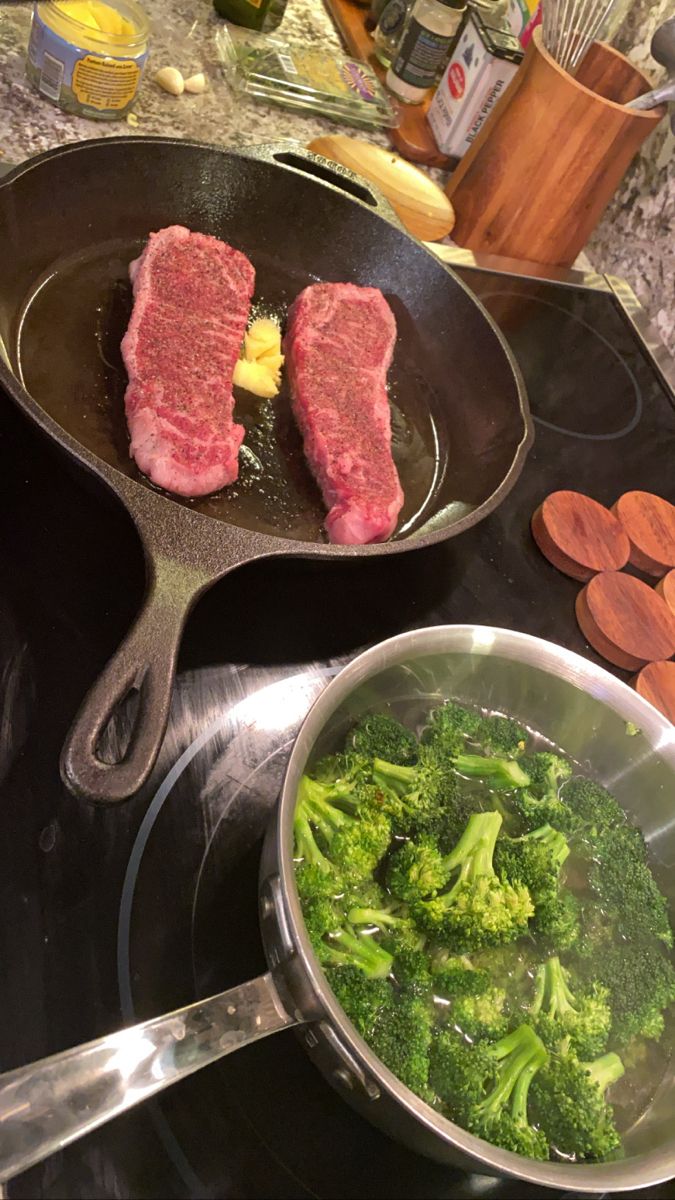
left=0, top=137, right=532, bottom=805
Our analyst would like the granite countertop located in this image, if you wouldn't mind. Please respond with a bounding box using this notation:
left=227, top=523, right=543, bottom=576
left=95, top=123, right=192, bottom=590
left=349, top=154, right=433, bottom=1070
left=0, top=0, right=672, bottom=356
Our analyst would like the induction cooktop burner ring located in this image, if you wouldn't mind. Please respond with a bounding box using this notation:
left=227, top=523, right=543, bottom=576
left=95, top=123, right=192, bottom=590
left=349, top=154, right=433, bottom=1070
left=116, top=667, right=340, bottom=1198
left=480, top=291, right=643, bottom=441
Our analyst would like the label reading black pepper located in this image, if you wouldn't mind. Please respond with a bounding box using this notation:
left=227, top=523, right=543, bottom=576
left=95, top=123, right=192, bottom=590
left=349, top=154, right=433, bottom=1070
left=392, top=19, right=453, bottom=88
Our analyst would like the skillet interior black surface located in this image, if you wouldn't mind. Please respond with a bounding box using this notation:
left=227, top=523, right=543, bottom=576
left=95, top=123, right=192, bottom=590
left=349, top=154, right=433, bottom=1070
left=0, top=138, right=530, bottom=545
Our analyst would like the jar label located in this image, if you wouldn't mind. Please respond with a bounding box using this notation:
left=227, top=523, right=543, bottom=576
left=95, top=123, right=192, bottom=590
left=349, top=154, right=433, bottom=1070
left=392, top=18, right=453, bottom=89
left=72, top=55, right=141, bottom=110
left=26, top=7, right=147, bottom=119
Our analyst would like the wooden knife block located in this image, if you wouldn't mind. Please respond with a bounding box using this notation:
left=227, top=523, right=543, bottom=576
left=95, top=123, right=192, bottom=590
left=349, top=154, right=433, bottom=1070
left=444, top=28, right=666, bottom=267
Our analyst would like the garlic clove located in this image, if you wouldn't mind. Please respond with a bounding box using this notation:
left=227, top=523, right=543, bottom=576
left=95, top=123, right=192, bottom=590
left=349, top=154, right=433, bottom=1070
left=154, top=66, right=185, bottom=96
left=184, top=72, right=207, bottom=94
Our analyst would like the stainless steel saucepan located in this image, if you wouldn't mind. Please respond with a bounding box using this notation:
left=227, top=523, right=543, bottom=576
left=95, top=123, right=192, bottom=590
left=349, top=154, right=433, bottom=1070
left=1, top=626, right=675, bottom=1192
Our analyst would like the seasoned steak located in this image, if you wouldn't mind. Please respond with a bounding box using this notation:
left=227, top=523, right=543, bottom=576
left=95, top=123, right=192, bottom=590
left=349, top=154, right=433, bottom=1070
left=285, top=283, right=403, bottom=545
left=121, top=225, right=255, bottom=497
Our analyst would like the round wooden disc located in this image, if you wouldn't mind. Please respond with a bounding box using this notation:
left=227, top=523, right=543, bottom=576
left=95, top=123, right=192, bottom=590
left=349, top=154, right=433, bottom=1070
left=656, top=569, right=675, bottom=616
left=576, top=571, right=675, bottom=671
left=531, top=491, right=630, bottom=581
left=631, top=661, right=675, bottom=724
left=612, top=491, right=675, bottom=577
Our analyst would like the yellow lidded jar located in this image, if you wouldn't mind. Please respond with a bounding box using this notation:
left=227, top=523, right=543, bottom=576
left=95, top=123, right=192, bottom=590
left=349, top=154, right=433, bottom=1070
left=27, top=0, right=150, bottom=120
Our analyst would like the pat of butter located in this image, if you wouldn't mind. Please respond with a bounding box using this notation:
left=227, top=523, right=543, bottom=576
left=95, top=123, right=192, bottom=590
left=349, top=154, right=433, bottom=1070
left=234, top=317, right=284, bottom=398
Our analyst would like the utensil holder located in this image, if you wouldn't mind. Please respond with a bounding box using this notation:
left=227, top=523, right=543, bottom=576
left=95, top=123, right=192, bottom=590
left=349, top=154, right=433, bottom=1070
left=444, top=28, right=666, bottom=267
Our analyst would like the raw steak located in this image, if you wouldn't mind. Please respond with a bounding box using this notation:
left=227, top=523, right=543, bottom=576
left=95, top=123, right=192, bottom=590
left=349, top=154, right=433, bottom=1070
left=121, top=225, right=255, bottom=497
left=285, top=283, right=403, bottom=545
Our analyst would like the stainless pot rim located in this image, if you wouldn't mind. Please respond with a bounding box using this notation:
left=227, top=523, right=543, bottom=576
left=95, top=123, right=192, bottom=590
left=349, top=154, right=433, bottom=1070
left=277, top=624, right=675, bottom=1193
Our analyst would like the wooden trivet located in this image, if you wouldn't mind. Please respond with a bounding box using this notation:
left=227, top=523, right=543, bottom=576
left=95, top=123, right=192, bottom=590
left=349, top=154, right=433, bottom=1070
left=576, top=571, right=675, bottom=671
left=531, top=491, right=630, bottom=581
left=612, top=491, right=675, bottom=577
left=631, top=661, right=675, bottom=724
left=656, top=569, right=675, bottom=617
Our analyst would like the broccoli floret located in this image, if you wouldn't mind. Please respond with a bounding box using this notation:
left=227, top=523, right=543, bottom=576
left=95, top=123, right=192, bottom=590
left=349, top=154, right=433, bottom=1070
left=561, top=776, right=626, bottom=833
left=386, top=836, right=448, bottom=903
left=474, top=714, right=528, bottom=758
left=494, top=825, right=579, bottom=947
left=509, top=754, right=574, bottom=832
left=319, top=921, right=394, bottom=979
left=532, top=1049, right=624, bottom=1161
left=326, top=965, right=394, bottom=1039
left=300, top=886, right=394, bottom=980
left=295, top=774, right=391, bottom=883
left=309, top=752, right=373, bottom=806
left=349, top=713, right=418, bottom=765
left=429, top=1026, right=495, bottom=1109
left=583, top=942, right=675, bottom=1046
left=423, top=703, right=527, bottom=760
left=535, top=888, right=582, bottom=951
left=302, top=893, right=342, bottom=946
left=422, top=700, right=483, bottom=757
left=370, top=993, right=434, bottom=1098
left=294, top=857, right=343, bottom=903
left=294, top=804, right=338, bottom=880
left=346, top=898, right=409, bottom=932
left=587, top=825, right=673, bottom=949
left=530, top=956, right=611, bottom=1059
left=431, top=952, right=491, bottom=999
left=372, top=744, right=464, bottom=828
left=391, top=945, right=433, bottom=996
left=462, top=1025, right=550, bottom=1161
left=414, top=812, right=534, bottom=952
left=495, top=824, right=569, bottom=898
left=521, top=752, right=573, bottom=799
left=452, top=986, right=509, bottom=1040
left=453, top=753, right=531, bottom=791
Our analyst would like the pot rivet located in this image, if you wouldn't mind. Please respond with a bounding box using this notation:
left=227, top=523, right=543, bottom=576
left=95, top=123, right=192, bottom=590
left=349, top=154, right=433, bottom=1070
left=334, top=1068, right=354, bottom=1090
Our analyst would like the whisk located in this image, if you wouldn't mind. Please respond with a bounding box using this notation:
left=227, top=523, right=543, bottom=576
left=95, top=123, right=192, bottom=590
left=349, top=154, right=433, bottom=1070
left=541, top=0, right=625, bottom=75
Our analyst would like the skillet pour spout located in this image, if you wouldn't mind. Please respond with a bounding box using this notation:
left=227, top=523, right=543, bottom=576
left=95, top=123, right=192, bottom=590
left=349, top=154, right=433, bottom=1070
left=0, top=137, right=531, bottom=803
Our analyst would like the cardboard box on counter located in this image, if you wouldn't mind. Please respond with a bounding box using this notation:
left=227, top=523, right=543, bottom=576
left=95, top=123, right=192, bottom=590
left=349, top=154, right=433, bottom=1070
left=508, top=0, right=542, bottom=45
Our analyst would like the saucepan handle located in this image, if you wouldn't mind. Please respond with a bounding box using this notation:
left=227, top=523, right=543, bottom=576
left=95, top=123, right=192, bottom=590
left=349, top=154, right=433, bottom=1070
left=0, top=973, right=297, bottom=1183
left=60, top=553, right=214, bottom=805
left=241, top=141, right=405, bottom=232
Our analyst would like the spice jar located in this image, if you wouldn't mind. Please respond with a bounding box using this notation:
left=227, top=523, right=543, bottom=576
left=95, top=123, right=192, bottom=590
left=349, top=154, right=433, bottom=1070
left=385, top=0, right=465, bottom=104
left=26, top=0, right=150, bottom=120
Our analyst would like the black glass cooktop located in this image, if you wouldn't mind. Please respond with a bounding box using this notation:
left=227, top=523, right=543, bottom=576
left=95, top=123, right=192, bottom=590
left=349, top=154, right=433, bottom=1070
left=1, top=266, right=674, bottom=1200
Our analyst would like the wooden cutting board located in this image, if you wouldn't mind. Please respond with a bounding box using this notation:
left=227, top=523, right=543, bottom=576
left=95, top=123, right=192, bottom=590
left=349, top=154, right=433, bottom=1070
left=576, top=571, right=675, bottom=671
left=631, top=661, right=675, bottom=724
left=307, top=135, right=455, bottom=241
left=531, top=491, right=630, bottom=581
left=612, top=491, right=675, bottom=577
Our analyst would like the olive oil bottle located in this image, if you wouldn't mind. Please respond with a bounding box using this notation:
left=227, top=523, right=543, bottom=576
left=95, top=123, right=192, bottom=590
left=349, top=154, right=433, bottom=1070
left=213, top=0, right=287, bottom=32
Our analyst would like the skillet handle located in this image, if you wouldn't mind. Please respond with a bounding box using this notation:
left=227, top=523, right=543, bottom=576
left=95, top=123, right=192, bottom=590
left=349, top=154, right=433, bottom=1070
left=0, top=973, right=297, bottom=1183
left=60, top=553, right=214, bottom=805
left=241, top=142, right=407, bottom=233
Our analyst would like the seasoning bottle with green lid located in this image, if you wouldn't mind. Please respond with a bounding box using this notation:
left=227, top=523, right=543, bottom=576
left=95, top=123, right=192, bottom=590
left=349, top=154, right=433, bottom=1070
left=386, top=0, right=465, bottom=104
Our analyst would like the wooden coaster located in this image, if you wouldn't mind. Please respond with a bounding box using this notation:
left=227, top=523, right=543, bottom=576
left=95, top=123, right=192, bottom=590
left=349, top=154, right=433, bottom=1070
left=612, top=491, right=675, bottom=577
left=656, top=569, right=675, bottom=617
left=531, top=491, right=630, bottom=581
left=576, top=571, right=675, bottom=671
left=631, top=661, right=675, bottom=724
